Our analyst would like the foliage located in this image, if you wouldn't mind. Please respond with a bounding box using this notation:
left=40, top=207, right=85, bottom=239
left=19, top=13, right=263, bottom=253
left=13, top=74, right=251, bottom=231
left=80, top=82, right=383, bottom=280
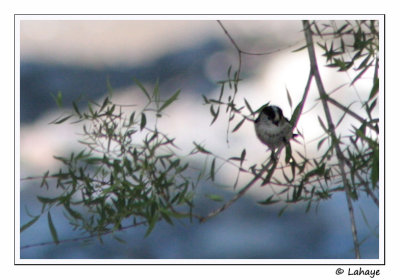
left=21, top=20, right=379, bottom=257
left=22, top=80, right=196, bottom=240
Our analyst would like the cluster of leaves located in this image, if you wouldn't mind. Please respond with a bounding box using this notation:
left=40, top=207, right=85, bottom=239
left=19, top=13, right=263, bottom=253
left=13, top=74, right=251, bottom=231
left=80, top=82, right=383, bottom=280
left=310, top=20, right=379, bottom=198
left=270, top=21, right=379, bottom=209
left=312, top=20, right=379, bottom=86
left=199, top=20, right=379, bottom=219
left=21, top=80, right=196, bottom=242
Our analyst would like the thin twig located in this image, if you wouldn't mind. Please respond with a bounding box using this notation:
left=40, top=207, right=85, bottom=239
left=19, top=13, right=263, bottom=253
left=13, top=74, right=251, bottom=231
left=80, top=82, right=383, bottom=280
left=21, top=220, right=148, bottom=250
left=303, top=20, right=360, bottom=259
left=325, top=95, right=378, bottom=133
left=199, top=156, right=277, bottom=223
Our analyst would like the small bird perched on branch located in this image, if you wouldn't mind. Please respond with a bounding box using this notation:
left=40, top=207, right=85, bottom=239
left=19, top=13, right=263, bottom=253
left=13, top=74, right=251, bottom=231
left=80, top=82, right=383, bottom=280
left=254, top=105, right=296, bottom=156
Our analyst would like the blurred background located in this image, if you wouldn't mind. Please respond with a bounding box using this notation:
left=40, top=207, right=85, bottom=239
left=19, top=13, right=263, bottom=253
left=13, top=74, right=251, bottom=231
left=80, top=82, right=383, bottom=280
left=18, top=18, right=379, bottom=260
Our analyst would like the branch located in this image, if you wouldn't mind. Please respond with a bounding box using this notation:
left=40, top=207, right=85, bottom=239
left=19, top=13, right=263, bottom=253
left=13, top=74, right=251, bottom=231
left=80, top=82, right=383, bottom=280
left=325, top=95, right=378, bottom=133
left=200, top=23, right=315, bottom=223
left=21, top=220, right=148, bottom=250
left=217, top=20, right=303, bottom=83
left=303, top=20, right=360, bottom=258
left=199, top=156, right=278, bottom=223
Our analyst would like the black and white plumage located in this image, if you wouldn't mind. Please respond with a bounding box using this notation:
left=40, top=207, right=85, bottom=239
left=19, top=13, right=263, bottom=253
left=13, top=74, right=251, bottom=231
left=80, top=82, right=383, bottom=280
left=254, top=105, right=294, bottom=151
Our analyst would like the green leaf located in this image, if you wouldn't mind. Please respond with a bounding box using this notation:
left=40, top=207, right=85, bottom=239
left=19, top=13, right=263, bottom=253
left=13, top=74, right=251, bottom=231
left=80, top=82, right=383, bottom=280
left=37, top=196, right=60, bottom=204
left=144, top=214, right=158, bottom=237
left=210, top=105, right=220, bottom=125
left=285, top=143, right=292, bottom=164
left=106, top=76, right=114, bottom=97
left=100, top=97, right=109, bottom=112
left=227, top=65, right=232, bottom=79
left=317, top=137, right=327, bottom=151
left=258, top=195, right=279, bottom=205
left=159, top=90, right=181, bottom=112
left=153, top=78, right=160, bottom=101
left=51, top=91, right=63, bottom=108
left=47, top=212, right=59, bottom=244
left=244, top=98, right=254, bottom=115
left=286, top=87, right=293, bottom=108
left=193, top=142, right=211, bottom=154
left=65, top=204, right=82, bottom=220
left=210, top=158, right=216, bottom=181
left=369, top=78, right=379, bottom=100
left=317, top=116, right=328, bottom=132
left=128, top=111, right=136, bottom=126
left=49, top=114, right=73, bottom=125
left=202, top=94, right=209, bottom=104
left=72, top=101, right=81, bottom=117
left=371, top=149, right=379, bottom=187
left=40, top=171, right=50, bottom=188
left=140, top=113, right=147, bottom=131
left=20, top=215, right=40, bottom=233
left=205, top=194, right=224, bottom=202
left=160, top=209, right=174, bottom=225
left=290, top=101, right=302, bottom=126
left=278, top=205, right=288, bottom=217
left=232, top=117, right=246, bottom=133
left=113, top=235, right=126, bottom=244
left=292, top=44, right=308, bottom=52
left=240, top=149, right=246, bottom=165
left=133, top=77, right=151, bottom=101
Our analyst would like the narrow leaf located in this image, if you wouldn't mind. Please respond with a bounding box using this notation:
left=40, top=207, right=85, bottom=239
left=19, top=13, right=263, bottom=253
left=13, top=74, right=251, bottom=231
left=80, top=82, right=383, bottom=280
left=37, top=196, right=59, bottom=204
left=292, top=44, right=308, bottom=52
left=371, top=149, right=379, bottom=187
left=113, top=235, right=127, bottom=244
left=133, top=77, right=151, bottom=101
left=153, top=78, right=160, bottom=99
left=240, top=149, right=246, bottom=165
left=290, top=101, right=302, bottom=126
left=244, top=98, right=254, bottom=115
left=369, top=78, right=379, bottom=100
left=232, top=117, right=245, bottom=133
left=227, top=65, right=232, bottom=79
left=40, top=171, right=50, bottom=188
left=50, top=115, right=73, bottom=125
left=193, top=142, right=211, bottom=154
left=159, top=90, right=181, bottom=112
left=140, top=113, right=147, bottom=130
left=278, top=205, right=288, bottom=217
left=258, top=195, right=279, bottom=205
left=144, top=215, right=158, bottom=237
left=317, top=137, right=327, bottom=151
left=20, top=215, right=40, bottom=232
left=317, top=116, right=328, bottom=132
left=210, top=105, right=220, bottom=125
left=100, top=97, right=109, bottom=112
left=47, top=212, right=59, bottom=244
left=210, top=158, right=216, bottom=181
left=205, top=194, right=224, bottom=202
left=72, top=101, right=81, bottom=117
left=286, top=87, right=293, bottom=108
left=50, top=91, right=63, bottom=108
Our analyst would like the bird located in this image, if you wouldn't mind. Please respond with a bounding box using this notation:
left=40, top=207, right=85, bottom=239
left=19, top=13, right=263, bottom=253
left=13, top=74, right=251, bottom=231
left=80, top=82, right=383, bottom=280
left=254, top=105, right=295, bottom=155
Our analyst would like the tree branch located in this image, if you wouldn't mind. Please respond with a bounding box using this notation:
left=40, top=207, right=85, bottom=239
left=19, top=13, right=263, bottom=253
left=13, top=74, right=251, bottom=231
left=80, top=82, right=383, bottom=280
left=21, top=220, right=148, bottom=250
left=303, top=20, right=361, bottom=258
